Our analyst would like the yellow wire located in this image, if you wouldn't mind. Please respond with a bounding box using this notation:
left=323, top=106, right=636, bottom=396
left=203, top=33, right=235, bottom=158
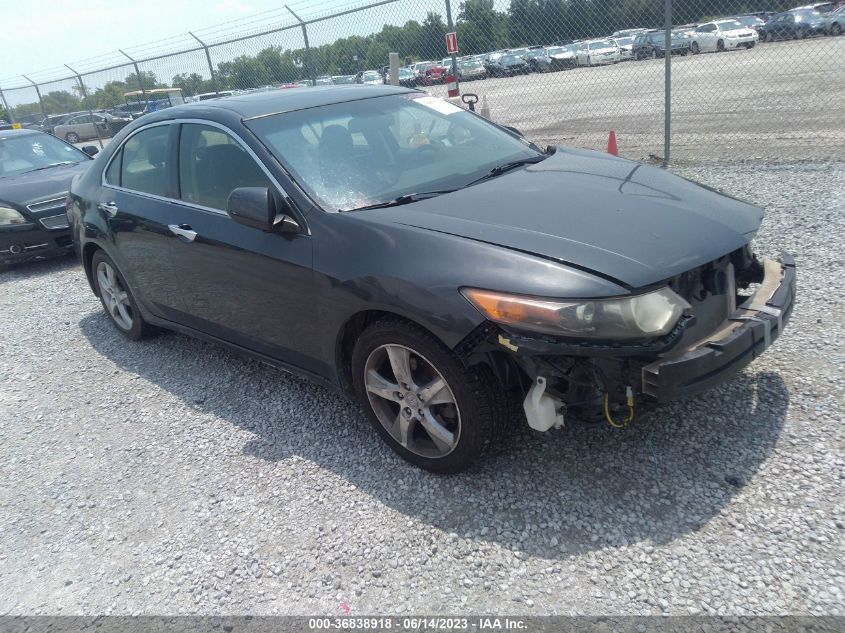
left=604, top=393, right=634, bottom=429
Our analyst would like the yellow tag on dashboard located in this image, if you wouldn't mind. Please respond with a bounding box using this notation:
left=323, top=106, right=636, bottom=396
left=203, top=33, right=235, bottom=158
left=11, top=123, right=21, bottom=129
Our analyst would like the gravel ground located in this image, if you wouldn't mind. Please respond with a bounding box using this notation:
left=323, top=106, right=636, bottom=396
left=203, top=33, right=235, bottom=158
left=0, top=159, right=843, bottom=616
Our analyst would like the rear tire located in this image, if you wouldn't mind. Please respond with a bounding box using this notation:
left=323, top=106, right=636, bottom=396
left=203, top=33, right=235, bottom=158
left=65, top=132, right=80, bottom=143
left=351, top=319, right=507, bottom=473
left=832, top=23, right=842, bottom=36
left=91, top=250, right=156, bottom=341
left=717, top=39, right=726, bottom=52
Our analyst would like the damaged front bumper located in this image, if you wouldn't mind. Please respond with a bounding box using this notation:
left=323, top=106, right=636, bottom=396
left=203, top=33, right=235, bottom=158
left=641, top=254, right=796, bottom=401
left=459, top=254, right=796, bottom=430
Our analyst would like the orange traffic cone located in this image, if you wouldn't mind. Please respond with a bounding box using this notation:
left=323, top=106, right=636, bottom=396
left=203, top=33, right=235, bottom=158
left=607, top=130, right=618, bottom=156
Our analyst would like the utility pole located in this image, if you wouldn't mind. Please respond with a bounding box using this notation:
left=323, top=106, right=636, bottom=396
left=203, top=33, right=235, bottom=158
left=444, top=0, right=460, bottom=94
left=663, top=0, right=672, bottom=166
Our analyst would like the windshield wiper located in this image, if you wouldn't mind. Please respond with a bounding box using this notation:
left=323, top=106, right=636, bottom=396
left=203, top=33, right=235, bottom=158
left=348, top=189, right=457, bottom=211
left=26, top=161, right=77, bottom=173
left=463, top=155, right=548, bottom=188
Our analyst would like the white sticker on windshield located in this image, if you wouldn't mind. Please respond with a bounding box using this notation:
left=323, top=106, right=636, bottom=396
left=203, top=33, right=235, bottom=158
left=414, top=96, right=463, bottom=115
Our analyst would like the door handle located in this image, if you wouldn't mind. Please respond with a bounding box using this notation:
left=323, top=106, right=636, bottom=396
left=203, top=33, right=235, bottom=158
left=98, top=201, right=118, bottom=216
left=168, top=224, right=197, bottom=242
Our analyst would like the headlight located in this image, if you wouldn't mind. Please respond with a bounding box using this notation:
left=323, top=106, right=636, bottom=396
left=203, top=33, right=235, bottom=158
left=461, top=287, right=691, bottom=340
left=0, top=206, right=28, bottom=227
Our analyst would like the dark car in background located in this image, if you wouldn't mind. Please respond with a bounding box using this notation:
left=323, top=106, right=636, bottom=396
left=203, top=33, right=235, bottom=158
left=67, top=86, right=795, bottom=473
left=484, top=53, right=530, bottom=77
left=759, top=10, right=828, bottom=40
left=1, top=129, right=95, bottom=266
left=633, top=30, right=692, bottom=58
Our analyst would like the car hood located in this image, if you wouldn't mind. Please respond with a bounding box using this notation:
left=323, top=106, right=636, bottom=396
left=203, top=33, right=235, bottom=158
left=0, top=160, right=91, bottom=207
left=377, top=148, right=763, bottom=290
left=551, top=51, right=576, bottom=59
left=590, top=47, right=618, bottom=53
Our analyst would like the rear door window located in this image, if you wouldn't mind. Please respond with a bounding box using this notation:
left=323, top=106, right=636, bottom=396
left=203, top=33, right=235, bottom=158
left=120, top=125, right=171, bottom=197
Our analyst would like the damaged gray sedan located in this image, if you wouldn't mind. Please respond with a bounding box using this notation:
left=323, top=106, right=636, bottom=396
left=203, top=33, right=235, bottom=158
left=68, top=86, right=795, bottom=473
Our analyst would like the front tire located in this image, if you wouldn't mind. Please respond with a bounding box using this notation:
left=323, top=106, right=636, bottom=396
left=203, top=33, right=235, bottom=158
left=717, top=39, right=726, bottom=52
left=91, top=250, right=155, bottom=341
left=352, top=320, right=506, bottom=473
left=832, top=23, right=842, bottom=36
left=65, top=132, right=80, bottom=143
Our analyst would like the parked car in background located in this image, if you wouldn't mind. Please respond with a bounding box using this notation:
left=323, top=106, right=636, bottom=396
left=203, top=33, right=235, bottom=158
left=1, top=129, right=95, bottom=266
left=825, top=5, right=845, bottom=34
left=357, top=70, right=383, bottom=85
left=633, top=30, right=692, bottom=58
left=793, top=2, right=837, bottom=12
left=613, top=28, right=649, bottom=37
left=315, top=76, right=334, bottom=86
left=332, top=74, right=357, bottom=84
left=484, top=52, right=530, bottom=77
left=732, top=14, right=767, bottom=35
left=396, top=67, right=417, bottom=87
left=520, top=48, right=551, bottom=72
left=691, top=19, right=758, bottom=53
left=110, top=102, right=147, bottom=119
left=193, top=91, right=235, bottom=101
left=759, top=9, right=828, bottom=40
left=53, top=112, right=130, bottom=143
left=542, top=45, right=579, bottom=70
left=457, top=59, right=487, bottom=80
left=576, top=39, right=622, bottom=66
left=611, top=36, right=636, bottom=60
left=67, top=85, right=796, bottom=473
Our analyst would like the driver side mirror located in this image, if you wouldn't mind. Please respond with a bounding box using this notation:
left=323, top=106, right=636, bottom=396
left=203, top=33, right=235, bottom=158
left=226, top=187, right=301, bottom=234
left=82, top=145, right=99, bottom=156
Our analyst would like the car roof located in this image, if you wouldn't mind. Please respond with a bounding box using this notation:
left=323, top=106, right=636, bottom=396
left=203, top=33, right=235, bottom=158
left=162, top=84, right=415, bottom=120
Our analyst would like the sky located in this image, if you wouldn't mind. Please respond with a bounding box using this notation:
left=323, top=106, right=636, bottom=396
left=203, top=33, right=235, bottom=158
left=0, top=0, right=425, bottom=87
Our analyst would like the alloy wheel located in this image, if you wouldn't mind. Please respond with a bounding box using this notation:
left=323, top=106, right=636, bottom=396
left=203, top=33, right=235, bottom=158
left=363, top=344, right=461, bottom=459
left=96, top=260, right=134, bottom=330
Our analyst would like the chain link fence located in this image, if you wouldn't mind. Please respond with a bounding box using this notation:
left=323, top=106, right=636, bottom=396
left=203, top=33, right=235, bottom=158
left=1, top=0, right=843, bottom=164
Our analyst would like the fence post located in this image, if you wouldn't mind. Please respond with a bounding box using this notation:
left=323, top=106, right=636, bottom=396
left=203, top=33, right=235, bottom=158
left=286, top=5, right=317, bottom=86
left=65, top=64, right=104, bottom=149
left=663, top=0, right=672, bottom=167
left=119, top=50, right=148, bottom=104
left=188, top=32, right=220, bottom=96
left=0, top=86, right=14, bottom=124
left=22, top=75, right=49, bottom=129
left=444, top=0, right=460, bottom=95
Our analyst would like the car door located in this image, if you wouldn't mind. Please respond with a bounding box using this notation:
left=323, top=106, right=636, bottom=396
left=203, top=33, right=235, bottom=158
left=100, top=122, right=187, bottom=321
left=166, top=121, right=318, bottom=373
left=73, top=114, right=95, bottom=140
left=696, top=24, right=717, bottom=50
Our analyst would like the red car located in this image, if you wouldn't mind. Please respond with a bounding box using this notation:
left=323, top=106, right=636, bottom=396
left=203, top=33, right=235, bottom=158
left=413, top=62, right=448, bottom=86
